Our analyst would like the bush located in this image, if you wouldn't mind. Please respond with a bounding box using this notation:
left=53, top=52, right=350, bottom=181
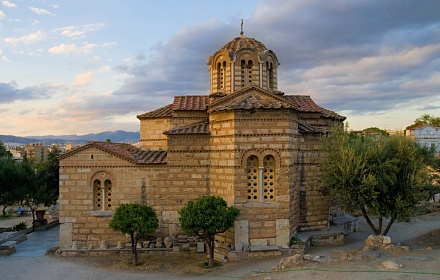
left=288, top=236, right=304, bottom=247
left=12, top=221, right=27, bottom=231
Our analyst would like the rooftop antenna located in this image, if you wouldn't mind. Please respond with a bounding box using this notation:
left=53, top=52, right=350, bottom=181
left=240, top=19, right=244, bottom=36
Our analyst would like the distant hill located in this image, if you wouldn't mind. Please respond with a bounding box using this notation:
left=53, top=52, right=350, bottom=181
left=0, top=130, right=140, bottom=145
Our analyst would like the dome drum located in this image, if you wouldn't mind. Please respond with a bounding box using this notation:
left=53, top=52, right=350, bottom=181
left=208, top=35, right=280, bottom=95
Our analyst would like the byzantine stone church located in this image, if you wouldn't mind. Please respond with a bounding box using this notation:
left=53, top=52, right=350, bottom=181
left=58, top=29, right=345, bottom=251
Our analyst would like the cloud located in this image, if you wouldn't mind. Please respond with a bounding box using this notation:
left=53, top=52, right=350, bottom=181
left=48, top=43, right=97, bottom=54
left=29, top=6, right=54, bottom=16
left=0, top=9, right=5, bottom=18
left=48, top=41, right=115, bottom=54
left=0, top=49, right=8, bottom=61
left=0, top=82, right=66, bottom=103
left=2, top=1, right=16, bottom=8
left=73, top=72, right=94, bottom=87
left=4, top=30, right=44, bottom=44
left=54, top=23, right=105, bottom=38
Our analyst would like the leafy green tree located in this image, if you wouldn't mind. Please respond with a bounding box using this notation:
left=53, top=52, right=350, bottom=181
left=109, top=203, right=158, bottom=265
left=0, top=141, right=12, bottom=159
left=178, top=195, right=240, bottom=267
left=362, top=127, right=389, bottom=137
left=406, top=114, right=440, bottom=130
left=33, top=147, right=61, bottom=207
left=0, top=158, right=35, bottom=216
left=320, top=125, right=432, bottom=236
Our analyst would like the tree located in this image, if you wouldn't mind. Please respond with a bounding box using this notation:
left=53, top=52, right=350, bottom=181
left=406, top=114, right=440, bottom=130
left=0, top=158, right=35, bottom=216
left=178, top=196, right=240, bottom=267
left=0, top=141, right=12, bottom=159
left=109, top=203, right=158, bottom=265
left=320, top=125, right=432, bottom=236
left=362, top=127, right=389, bottom=137
left=33, top=147, right=61, bottom=207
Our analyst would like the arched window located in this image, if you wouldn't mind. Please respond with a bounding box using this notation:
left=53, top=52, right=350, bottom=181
left=262, top=155, right=275, bottom=201
left=266, top=62, right=274, bottom=89
left=241, top=60, right=246, bottom=87
left=246, top=155, right=259, bottom=201
left=246, top=155, right=276, bottom=202
left=93, top=175, right=113, bottom=211
left=217, top=61, right=227, bottom=90
left=241, top=59, right=253, bottom=87
left=217, top=62, right=221, bottom=90
left=248, top=60, right=253, bottom=85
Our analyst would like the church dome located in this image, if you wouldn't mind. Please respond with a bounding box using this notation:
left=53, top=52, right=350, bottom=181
left=219, top=36, right=268, bottom=60
left=208, top=24, right=279, bottom=95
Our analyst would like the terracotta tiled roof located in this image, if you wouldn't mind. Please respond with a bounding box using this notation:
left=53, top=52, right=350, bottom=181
left=319, top=107, right=346, bottom=120
left=282, top=95, right=345, bottom=120
left=164, top=121, right=209, bottom=135
left=298, top=122, right=324, bottom=134
left=208, top=86, right=299, bottom=112
left=281, top=95, right=321, bottom=112
left=58, top=142, right=167, bottom=164
left=172, top=96, right=209, bottom=111
left=220, top=36, right=268, bottom=58
left=137, top=104, right=173, bottom=119
left=137, top=96, right=209, bottom=119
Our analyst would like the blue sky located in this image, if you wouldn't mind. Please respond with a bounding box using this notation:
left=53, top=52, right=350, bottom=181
left=1, top=0, right=439, bottom=136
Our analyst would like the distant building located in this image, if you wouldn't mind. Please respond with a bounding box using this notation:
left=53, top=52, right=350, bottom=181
left=63, top=143, right=82, bottom=151
left=406, top=125, right=440, bottom=156
left=8, top=146, right=25, bottom=161
left=27, top=143, right=49, bottom=162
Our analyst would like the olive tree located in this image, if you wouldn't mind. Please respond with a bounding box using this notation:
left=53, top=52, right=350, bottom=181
left=178, top=195, right=240, bottom=267
left=320, top=125, right=432, bottom=236
left=0, top=158, right=35, bottom=216
left=109, top=203, right=158, bottom=265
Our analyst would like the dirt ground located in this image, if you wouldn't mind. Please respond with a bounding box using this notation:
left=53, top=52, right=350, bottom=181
left=44, top=211, right=440, bottom=280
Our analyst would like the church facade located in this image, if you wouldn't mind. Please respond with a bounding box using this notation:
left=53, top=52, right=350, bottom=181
left=58, top=31, right=345, bottom=251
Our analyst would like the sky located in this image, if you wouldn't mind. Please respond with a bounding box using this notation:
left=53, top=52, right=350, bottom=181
left=1, top=0, right=439, bottom=137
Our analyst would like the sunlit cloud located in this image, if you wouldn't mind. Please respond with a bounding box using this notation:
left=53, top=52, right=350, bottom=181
left=48, top=41, right=115, bottom=54
left=73, top=72, right=94, bottom=87
left=29, top=6, right=54, bottom=16
left=0, top=9, right=5, bottom=18
left=54, top=23, right=105, bottom=38
left=2, top=1, right=16, bottom=8
left=4, top=30, right=44, bottom=44
left=48, top=43, right=97, bottom=54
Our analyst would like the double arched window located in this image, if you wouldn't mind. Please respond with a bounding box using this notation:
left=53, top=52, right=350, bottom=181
left=92, top=172, right=113, bottom=211
left=246, top=155, right=275, bottom=202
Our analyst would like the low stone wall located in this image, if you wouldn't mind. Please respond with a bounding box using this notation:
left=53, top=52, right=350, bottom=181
left=60, top=247, right=173, bottom=257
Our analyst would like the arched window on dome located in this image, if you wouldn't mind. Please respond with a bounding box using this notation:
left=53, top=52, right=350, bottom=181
left=217, top=61, right=227, bottom=90
left=241, top=59, right=253, bottom=87
left=266, top=62, right=274, bottom=89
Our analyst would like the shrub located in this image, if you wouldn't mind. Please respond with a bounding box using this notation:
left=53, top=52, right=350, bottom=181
left=12, top=221, right=27, bottom=231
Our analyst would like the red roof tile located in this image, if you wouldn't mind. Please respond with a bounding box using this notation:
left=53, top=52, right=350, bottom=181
left=59, top=142, right=167, bottom=164
left=163, top=121, right=209, bottom=135
left=137, top=104, right=173, bottom=119
left=172, top=96, right=209, bottom=111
